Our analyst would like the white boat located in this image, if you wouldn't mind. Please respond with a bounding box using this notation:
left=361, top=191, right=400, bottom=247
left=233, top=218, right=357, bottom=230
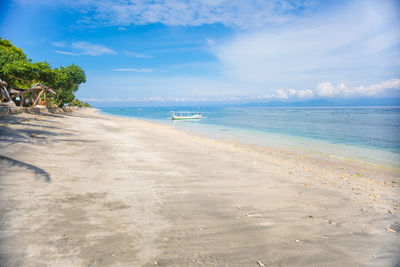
left=171, top=111, right=202, bottom=120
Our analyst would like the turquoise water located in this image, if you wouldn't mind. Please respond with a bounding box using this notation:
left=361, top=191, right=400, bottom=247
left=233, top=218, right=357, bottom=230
left=99, top=106, right=400, bottom=168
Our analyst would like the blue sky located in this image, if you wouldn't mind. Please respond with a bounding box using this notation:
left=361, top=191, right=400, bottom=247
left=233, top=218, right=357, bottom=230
left=1, top=0, right=399, bottom=106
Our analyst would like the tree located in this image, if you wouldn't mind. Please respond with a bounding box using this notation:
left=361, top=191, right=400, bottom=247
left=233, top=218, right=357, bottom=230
left=0, top=38, right=26, bottom=63
left=0, top=37, right=29, bottom=87
left=69, top=99, right=92, bottom=108
left=2, top=61, right=55, bottom=87
left=53, top=64, right=86, bottom=106
left=0, top=37, right=86, bottom=107
left=0, top=38, right=55, bottom=87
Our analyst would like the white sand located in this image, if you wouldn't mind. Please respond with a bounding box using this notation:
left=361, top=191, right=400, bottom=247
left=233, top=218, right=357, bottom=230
left=0, top=109, right=399, bottom=266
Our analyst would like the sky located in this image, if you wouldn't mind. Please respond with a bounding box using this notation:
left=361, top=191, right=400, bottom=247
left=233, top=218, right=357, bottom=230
left=0, top=0, right=399, bottom=106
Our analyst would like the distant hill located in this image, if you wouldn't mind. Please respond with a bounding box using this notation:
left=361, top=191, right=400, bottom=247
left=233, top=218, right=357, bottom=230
left=243, top=99, right=334, bottom=107
left=242, top=98, right=400, bottom=107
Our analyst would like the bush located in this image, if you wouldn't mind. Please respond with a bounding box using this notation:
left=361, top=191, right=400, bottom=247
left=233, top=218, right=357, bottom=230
left=68, top=99, right=92, bottom=108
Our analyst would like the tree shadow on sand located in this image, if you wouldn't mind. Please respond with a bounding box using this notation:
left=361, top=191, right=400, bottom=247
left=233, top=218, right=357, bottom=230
left=0, top=155, right=51, bottom=182
left=0, top=122, right=72, bottom=144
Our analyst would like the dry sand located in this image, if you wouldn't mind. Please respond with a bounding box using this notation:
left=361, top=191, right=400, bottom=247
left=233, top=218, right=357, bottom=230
left=0, top=109, right=399, bottom=266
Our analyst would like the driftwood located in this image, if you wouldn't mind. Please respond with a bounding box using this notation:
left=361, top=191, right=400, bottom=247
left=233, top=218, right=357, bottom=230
left=32, top=89, right=44, bottom=107
left=0, top=79, right=11, bottom=102
left=0, top=79, right=7, bottom=87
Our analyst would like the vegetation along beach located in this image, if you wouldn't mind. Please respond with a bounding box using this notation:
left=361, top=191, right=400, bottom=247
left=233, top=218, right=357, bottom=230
left=1, top=0, right=400, bottom=266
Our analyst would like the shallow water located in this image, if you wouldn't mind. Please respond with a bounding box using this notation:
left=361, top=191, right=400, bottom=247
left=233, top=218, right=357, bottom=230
left=99, top=106, right=400, bottom=168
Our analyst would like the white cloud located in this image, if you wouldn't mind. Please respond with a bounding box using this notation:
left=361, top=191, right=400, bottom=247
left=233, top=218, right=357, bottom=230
left=205, top=38, right=215, bottom=45
left=82, top=96, right=209, bottom=103
left=354, top=78, right=400, bottom=96
left=79, top=77, right=400, bottom=103
left=262, top=78, right=400, bottom=100
left=274, top=89, right=290, bottom=99
left=18, top=0, right=320, bottom=29
left=51, top=41, right=115, bottom=56
left=51, top=41, right=67, bottom=47
left=296, top=89, right=314, bottom=99
left=55, top=50, right=79, bottom=55
left=39, top=0, right=400, bottom=100
left=255, top=88, right=315, bottom=100
left=70, top=41, right=116, bottom=56
left=313, top=79, right=400, bottom=98
left=213, top=0, right=400, bottom=91
left=113, top=68, right=153, bottom=72
left=315, top=83, right=348, bottom=97
left=123, top=51, right=153, bottom=58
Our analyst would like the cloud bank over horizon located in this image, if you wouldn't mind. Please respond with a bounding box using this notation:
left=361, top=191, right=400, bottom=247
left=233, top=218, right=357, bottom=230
left=82, top=78, right=400, bottom=104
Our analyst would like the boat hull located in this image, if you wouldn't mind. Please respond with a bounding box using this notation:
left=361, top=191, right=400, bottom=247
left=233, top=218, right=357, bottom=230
left=172, top=116, right=201, bottom=120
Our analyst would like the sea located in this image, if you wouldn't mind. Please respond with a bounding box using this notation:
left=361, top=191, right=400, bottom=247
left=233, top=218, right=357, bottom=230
left=99, top=106, right=400, bottom=169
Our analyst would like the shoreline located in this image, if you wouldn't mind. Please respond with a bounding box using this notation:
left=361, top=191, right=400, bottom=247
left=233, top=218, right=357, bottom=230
left=99, top=108, right=400, bottom=171
left=1, top=108, right=399, bottom=266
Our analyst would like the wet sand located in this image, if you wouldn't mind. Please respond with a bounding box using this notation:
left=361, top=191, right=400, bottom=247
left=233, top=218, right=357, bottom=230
left=0, top=109, right=399, bottom=266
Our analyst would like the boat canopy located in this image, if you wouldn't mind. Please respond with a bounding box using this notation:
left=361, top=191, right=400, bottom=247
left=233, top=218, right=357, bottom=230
left=172, top=111, right=197, bottom=115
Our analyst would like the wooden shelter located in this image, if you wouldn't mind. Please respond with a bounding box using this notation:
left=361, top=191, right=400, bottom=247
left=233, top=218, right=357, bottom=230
left=26, top=83, right=56, bottom=107
left=8, top=88, right=25, bottom=106
left=0, top=77, right=57, bottom=107
left=8, top=83, right=56, bottom=107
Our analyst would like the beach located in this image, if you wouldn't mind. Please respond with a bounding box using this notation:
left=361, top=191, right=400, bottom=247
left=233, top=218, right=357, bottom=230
left=0, top=109, right=399, bottom=266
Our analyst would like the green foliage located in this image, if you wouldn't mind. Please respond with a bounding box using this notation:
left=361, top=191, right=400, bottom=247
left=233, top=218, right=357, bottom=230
left=0, top=37, right=29, bottom=87
left=0, top=38, right=26, bottom=63
left=1, top=60, right=55, bottom=87
left=53, top=64, right=86, bottom=107
left=69, top=99, right=92, bottom=108
left=0, top=37, right=87, bottom=107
